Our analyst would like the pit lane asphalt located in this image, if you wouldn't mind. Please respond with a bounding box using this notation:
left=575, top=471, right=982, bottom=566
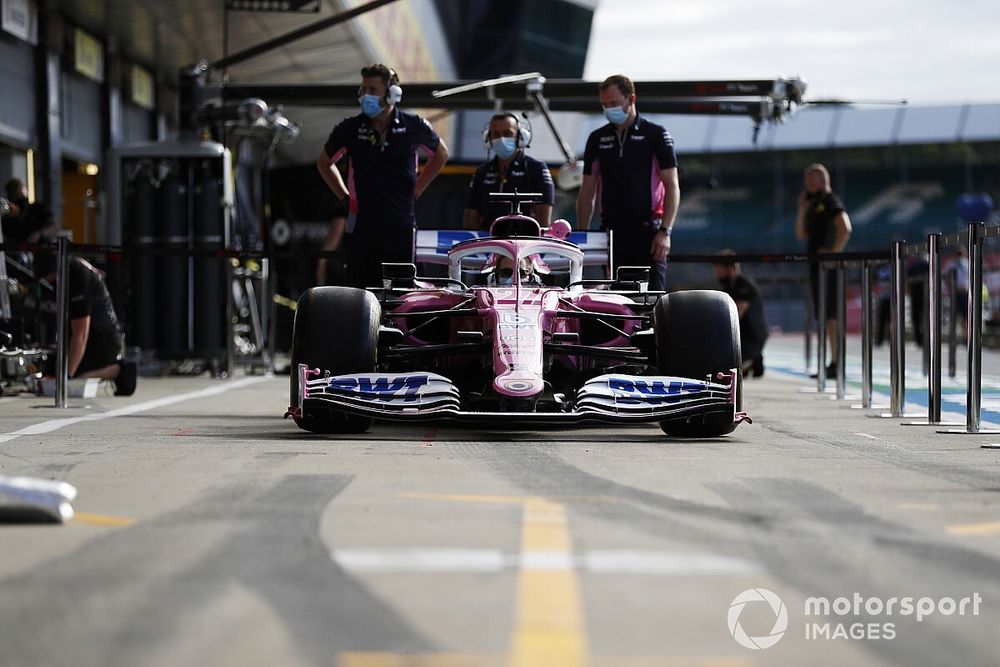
left=1, top=335, right=999, bottom=667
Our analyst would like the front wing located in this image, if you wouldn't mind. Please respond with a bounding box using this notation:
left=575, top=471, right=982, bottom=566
left=290, top=366, right=750, bottom=426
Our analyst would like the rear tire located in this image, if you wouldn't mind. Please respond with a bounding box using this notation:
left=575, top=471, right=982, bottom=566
left=653, top=290, right=742, bottom=437
left=290, top=286, right=380, bottom=434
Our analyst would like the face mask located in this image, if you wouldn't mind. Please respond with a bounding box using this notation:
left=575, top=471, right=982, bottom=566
left=491, top=137, right=518, bottom=160
left=360, top=94, right=385, bottom=118
left=498, top=268, right=515, bottom=286
left=604, top=105, right=628, bottom=125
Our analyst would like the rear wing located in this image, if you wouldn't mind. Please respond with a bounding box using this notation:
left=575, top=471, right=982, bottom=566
left=415, top=229, right=611, bottom=277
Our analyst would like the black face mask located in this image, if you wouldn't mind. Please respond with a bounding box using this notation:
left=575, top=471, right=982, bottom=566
left=806, top=191, right=823, bottom=203
left=717, top=276, right=734, bottom=288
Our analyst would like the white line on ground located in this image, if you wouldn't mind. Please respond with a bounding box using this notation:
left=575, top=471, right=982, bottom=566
left=331, top=549, right=760, bottom=575
left=854, top=432, right=882, bottom=441
left=0, top=377, right=269, bottom=444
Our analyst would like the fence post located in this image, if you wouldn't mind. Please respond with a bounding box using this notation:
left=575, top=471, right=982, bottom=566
left=928, top=233, right=942, bottom=423
left=967, top=222, right=984, bottom=432
left=835, top=262, right=847, bottom=399
left=54, top=234, right=71, bottom=409
left=948, top=266, right=958, bottom=379
left=817, top=262, right=828, bottom=392
left=889, top=240, right=906, bottom=417
left=906, top=234, right=963, bottom=425
left=804, top=286, right=812, bottom=373
left=861, top=261, right=873, bottom=408
left=939, top=222, right=1000, bottom=436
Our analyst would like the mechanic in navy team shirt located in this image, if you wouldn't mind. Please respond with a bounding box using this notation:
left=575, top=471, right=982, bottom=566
left=463, top=112, right=554, bottom=230
left=316, top=64, right=449, bottom=288
left=576, top=74, right=680, bottom=291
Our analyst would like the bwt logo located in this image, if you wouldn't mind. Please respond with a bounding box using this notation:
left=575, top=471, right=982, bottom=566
left=609, top=378, right=704, bottom=396
left=328, top=376, right=429, bottom=402
left=728, top=589, right=788, bottom=650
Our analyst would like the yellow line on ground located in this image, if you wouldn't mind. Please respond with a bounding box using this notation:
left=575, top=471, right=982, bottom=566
left=947, top=521, right=1000, bottom=536
left=72, top=512, right=136, bottom=528
left=509, top=498, right=587, bottom=667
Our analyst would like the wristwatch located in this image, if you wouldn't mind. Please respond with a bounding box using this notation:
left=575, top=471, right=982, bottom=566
left=656, top=225, right=673, bottom=237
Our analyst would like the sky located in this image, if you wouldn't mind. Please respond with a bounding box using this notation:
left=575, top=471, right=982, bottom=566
left=584, top=0, right=1000, bottom=106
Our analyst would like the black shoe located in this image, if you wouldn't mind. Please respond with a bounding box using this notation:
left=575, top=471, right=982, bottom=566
left=809, top=363, right=837, bottom=379
left=752, top=355, right=765, bottom=378
left=115, top=359, right=137, bottom=396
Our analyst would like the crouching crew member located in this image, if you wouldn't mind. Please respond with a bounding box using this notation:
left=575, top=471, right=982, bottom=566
left=35, top=251, right=137, bottom=395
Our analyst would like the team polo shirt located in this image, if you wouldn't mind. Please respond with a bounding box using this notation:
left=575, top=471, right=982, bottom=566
left=804, top=192, right=846, bottom=253
left=582, top=115, right=678, bottom=230
left=324, top=108, right=441, bottom=234
left=465, top=152, right=554, bottom=227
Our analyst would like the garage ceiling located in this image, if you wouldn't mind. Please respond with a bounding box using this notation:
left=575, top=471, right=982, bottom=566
left=57, top=0, right=380, bottom=163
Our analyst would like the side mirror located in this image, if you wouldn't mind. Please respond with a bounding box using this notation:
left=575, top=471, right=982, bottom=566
left=616, top=266, right=649, bottom=283
left=382, top=262, right=417, bottom=288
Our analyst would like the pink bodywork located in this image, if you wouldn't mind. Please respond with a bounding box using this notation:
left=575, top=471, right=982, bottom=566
left=389, top=231, right=643, bottom=399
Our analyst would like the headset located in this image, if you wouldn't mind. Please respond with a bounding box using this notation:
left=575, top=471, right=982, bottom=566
left=481, top=111, right=532, bottom=151
left=358, top=67, right=403, bottom=106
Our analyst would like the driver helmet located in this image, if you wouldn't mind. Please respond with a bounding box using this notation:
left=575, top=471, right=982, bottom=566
left=489, top=254, right=540, bottom=286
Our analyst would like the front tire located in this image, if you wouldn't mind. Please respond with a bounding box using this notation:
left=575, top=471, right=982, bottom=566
left=653, top=290, right=742, bottom=437
left=290, top=286, right=380, bottom=434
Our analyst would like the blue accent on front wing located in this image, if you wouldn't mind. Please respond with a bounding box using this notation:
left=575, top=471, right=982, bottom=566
left=326, top=375, right=430, bottom=402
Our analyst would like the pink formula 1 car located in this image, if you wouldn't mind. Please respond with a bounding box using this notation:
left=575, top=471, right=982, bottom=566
left=287, top=197, right=749, bottom=437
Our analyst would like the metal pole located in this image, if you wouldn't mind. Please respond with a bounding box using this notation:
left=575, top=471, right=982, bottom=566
left=889, top=240, right=906, bottom=417
left=226, top=258, right=236, bottom=380
left=265, top=257, right=277, bottom=375
left=804, top=286, right=812, bottom=373
left=967, top=222, right=984, bottom=433
left=54, top=234, right=70, bottom=409
left=861, top=261, right=873, bottom=408
left=817, top=262, right=828, bottom=393
left=835, top=263, right=847, bottom=399
left=922, top=275, right=929, bottom=377
left=948, top=266, right=957, bottom=379
left=210, top=0, right=401, bottom=71
left=938, top=222, right=1000, bottom=435
left=928, top=233, right=942, bottom=423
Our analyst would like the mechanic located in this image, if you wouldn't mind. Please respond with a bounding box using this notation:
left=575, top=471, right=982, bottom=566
left=34, top=249, right=136, bottom=395
left=794, top=163, right=852, bottom=379
left=463, top=112, right=554, bottom=230
left=713, top=252, right=768, bottom=377
left=316, top=64, right=449, bottom=288
left=576, top=74, right=680, bottom=291
left=314, top=197, right=349, bottom=285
